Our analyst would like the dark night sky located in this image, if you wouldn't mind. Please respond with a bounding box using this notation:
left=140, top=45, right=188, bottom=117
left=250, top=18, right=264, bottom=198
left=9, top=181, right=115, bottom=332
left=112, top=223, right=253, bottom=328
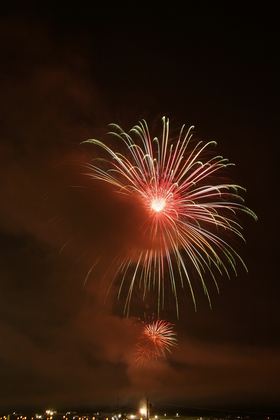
left=0, top=1, right=279, bottom=416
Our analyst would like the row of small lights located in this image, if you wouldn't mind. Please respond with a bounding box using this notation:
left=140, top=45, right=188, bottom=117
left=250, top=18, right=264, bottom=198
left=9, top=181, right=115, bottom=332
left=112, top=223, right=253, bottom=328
left=47, top=417, right=96, bottom=420
left=0, top=412, right=98, bottom=420
left=1, top=411, right=181, bottom=420
left=126, top=412, right=180, bottom=420
left=0, top=417, right=27, bottom=420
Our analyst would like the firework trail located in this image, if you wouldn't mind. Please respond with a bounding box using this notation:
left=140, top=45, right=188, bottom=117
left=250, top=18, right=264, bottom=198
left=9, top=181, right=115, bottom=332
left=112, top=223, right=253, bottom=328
left=82, top=117, right=257, bottom=317
left=135, top=317, right=178, bottom=365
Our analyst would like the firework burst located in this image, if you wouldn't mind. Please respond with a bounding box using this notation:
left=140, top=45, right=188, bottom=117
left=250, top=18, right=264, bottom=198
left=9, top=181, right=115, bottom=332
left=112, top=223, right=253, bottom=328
left=82, top=117, right=257, bottom=317
left=135, top=317, right=178, bottom=365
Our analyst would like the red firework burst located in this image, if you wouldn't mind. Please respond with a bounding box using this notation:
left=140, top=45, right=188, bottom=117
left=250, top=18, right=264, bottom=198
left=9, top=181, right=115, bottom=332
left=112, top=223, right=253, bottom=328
left=135, top=317, right=178, bottom=365
left=82, top=117, right=257, bottom=317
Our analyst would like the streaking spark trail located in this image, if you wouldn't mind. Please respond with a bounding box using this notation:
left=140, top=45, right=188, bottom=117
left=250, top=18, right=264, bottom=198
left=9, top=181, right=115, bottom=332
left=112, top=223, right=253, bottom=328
left=82, top=117, right=257, bottom=317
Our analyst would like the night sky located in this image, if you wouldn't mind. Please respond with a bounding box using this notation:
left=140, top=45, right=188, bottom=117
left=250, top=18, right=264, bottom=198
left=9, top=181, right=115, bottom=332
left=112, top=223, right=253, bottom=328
left=1, top=1, right=279, bottom=416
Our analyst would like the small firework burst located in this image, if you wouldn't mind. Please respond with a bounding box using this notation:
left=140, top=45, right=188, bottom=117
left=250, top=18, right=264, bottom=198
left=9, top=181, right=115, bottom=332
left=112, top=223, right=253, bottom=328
left=135, top=317, right=178, bottom=365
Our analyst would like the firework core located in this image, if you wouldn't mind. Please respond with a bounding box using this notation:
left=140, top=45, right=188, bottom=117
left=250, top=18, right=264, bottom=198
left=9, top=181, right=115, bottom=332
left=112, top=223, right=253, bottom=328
left=151, top=197, right=166, bottom=212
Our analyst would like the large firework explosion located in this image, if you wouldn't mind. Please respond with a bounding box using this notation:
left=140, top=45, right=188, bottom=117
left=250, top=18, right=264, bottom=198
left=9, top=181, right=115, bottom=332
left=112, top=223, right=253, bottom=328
left=82, top=117, right=257, bottom=317
left=135, top=317, right=178, bottom=365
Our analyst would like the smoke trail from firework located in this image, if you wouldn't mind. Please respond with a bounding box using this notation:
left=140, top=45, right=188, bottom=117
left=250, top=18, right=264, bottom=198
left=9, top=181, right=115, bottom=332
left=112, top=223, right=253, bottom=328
left=135, top=317, right=178, bottom=365
left=82, top=117, right=257, bottom=317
